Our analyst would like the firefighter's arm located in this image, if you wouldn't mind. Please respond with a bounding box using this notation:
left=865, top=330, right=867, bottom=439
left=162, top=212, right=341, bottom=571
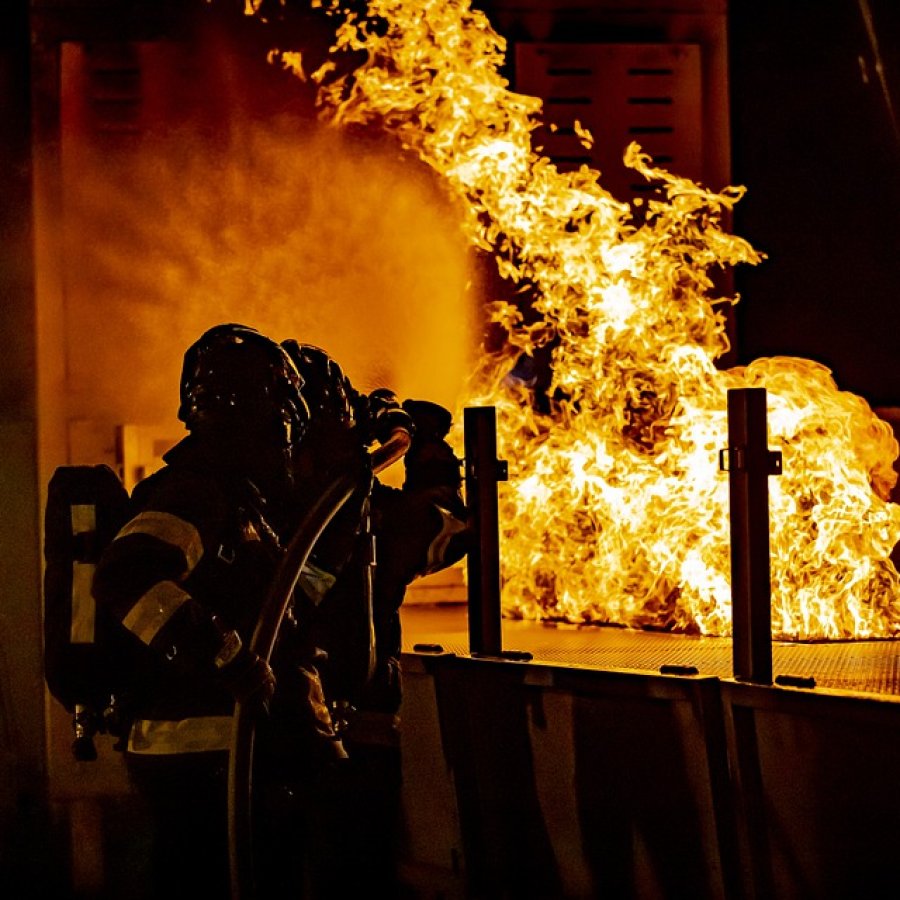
left=401, top=400, right=461, bottom=492
left=401, top=399, right=469, bottom=573
left=91, top=475, right=274, bottom=706
left=293, top=387, right=412, bottom=608
left=370, top=400, right=469, bottom=583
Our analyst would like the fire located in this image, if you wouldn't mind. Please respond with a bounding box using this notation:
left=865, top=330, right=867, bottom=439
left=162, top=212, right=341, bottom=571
left=257, top=0, right=900, bottom=640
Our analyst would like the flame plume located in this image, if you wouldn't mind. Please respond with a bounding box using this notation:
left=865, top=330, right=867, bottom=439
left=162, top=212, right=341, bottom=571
left=259, top=0, right=900, bottom=639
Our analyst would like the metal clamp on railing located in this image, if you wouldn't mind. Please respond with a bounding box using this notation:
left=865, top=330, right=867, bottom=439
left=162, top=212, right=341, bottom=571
left=718, top=446, right=782, bottom=476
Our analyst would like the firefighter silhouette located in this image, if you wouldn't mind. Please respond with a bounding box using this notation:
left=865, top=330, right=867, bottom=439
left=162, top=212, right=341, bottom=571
left=91, top=324, right=469, bottom=898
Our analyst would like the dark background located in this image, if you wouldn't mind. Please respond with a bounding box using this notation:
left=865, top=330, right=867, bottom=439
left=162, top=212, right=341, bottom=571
left=728, top=0, right=900, bottom=407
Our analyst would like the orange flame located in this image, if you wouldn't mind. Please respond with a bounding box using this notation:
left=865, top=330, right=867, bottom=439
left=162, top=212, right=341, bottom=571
left=263, top=0, right=900, bottom=639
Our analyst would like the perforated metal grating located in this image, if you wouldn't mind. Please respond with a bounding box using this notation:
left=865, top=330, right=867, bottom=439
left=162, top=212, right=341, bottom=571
left=401, top=604, right=900, bottom=697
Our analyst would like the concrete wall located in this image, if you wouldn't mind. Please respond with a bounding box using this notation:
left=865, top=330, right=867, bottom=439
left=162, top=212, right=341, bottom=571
left=0, top=0, right=50, bottom=892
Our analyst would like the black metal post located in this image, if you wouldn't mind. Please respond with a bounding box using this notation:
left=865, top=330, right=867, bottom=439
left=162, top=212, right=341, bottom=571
left=723, top=388, right=781, bottom=685
left=464, top=406, right=507, bottom=657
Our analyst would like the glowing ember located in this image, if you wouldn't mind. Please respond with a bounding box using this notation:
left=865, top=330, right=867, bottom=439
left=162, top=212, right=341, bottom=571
left=257, top=0, right=900, bottom=640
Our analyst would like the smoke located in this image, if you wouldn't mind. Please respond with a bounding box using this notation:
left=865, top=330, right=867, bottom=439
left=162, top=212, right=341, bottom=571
left=62, top=116, right=475, bottom=427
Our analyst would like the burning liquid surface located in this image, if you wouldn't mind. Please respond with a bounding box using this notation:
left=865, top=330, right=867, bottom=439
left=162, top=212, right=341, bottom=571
left=260, top=0, right=900, bottom=639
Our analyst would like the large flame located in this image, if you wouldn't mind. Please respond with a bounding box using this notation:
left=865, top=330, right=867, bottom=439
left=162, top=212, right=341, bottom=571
left=259, top=0, right=900, bottom=640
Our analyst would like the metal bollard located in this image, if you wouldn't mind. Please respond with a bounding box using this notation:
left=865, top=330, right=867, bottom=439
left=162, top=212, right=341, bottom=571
left=720, top=388, right=782, bottom=684
left=463, top=406, right=508, bottom=657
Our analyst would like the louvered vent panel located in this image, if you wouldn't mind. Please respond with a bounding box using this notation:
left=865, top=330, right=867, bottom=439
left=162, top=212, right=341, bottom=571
left=83, top=43, right=143, bottom=135
left=515, top=43, right=703, bottom=202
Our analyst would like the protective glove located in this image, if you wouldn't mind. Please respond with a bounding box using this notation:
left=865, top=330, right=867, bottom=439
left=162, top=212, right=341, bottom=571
left=262, top=660, right=349, bottom=771
left=402, top=399, right=452, bottom=441
left=402, top=399, right=463, bottom=492
left=218, top=643, right=277, bottom=711
left=364, top=388, right=415, bottom=445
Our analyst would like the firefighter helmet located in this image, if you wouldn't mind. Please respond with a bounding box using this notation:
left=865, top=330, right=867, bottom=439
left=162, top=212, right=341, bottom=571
left=280, top=340, right=358, bottom=431
left=178, top=324, right=309, bottom=447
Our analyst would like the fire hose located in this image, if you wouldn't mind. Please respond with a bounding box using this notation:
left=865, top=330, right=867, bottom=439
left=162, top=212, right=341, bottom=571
left=228, top=427, right=412, bottom=900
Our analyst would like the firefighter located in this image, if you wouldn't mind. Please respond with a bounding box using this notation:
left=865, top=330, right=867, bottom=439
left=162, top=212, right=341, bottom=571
left=93, top=323, right=468, bottom=897
left=91, top=323, right=347, bottom=899
left=278, top=341, right=470, bottom=896
left=280, top=341, right=468, bottom=725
